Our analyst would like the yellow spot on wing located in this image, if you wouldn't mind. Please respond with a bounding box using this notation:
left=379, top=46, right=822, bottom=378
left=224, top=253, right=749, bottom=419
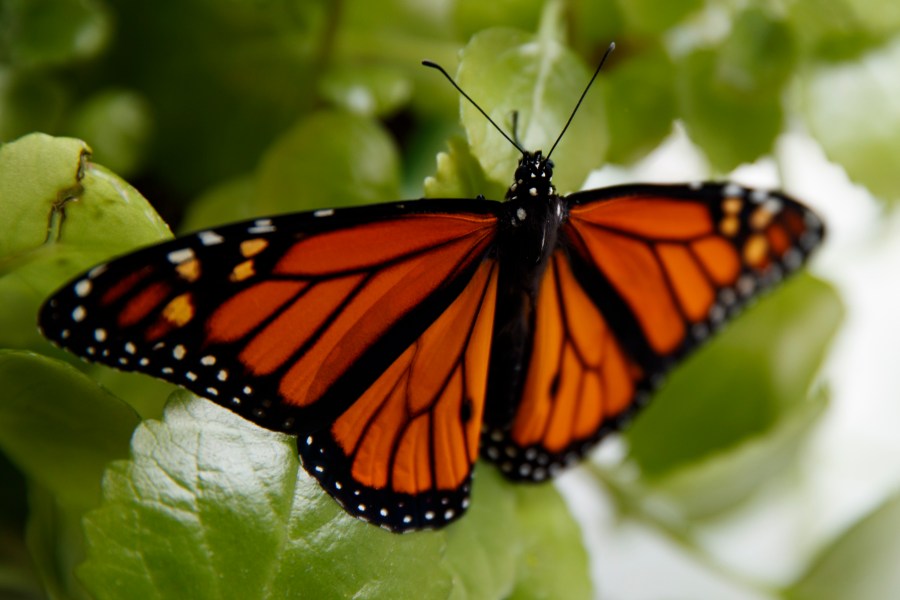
left=240, top=239, right=268, bottom=258
left=743, top=234, right=769, bottom=267
left=750, top=206, right=774, bottom=230
left=163, top=293, right=194, bottom=327
left=176, top=258, right=201, bottom=282
left=719, top=215, right=740, bottom=237
left=230, top=260, right=256, bottom=282
left=722, top=197, right=743, bottom=214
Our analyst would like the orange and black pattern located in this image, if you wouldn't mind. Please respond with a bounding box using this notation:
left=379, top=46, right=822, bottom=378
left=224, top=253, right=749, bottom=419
left=40, top=157, right=823, bottom=531
left=480, top=182, right=823, bottom=481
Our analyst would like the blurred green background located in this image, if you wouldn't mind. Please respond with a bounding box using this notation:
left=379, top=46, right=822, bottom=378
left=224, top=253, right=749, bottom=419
left=1, top=0, right=899, bottom=598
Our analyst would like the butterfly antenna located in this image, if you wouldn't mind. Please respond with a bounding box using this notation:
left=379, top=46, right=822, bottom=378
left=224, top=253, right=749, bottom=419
left=422, top=60, right=526, bottom=154
left=546, top=42, right=615, bottom=160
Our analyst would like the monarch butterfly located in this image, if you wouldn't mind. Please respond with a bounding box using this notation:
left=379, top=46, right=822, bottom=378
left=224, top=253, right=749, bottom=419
left=38, top=44, right=823, bottom=532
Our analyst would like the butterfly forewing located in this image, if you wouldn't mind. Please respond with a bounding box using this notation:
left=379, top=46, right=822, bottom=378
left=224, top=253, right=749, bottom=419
left=563, top=182, right=823, bottom=369
left=39, top=200, right=500, bottom=438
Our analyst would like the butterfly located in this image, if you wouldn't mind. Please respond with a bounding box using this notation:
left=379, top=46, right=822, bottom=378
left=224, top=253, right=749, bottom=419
left=38, top=45, right=824, bottom=532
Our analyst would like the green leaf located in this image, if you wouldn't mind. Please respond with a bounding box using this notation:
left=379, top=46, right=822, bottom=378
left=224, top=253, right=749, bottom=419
left=25, top=484, right=93, bottom=600
left=715, top=9, right=796, bottom=95
left=458, top=23, right=608, bottom=194
left=508, top=483, right=592, bottom=600
left=424, top=136, right=506, bottom=200
left=257, top=110, right=401, bottom=213
left=639, top=387, right=828, bottom=519
left=0, top=350, right=139, bottom=509
left=178, top=176, right=259, bottom=232
left=0, top=133, right=89, bottom=261
left=79, top=393, right=588, bottom=599
left=0, top=69, right=66, bottom=141
left=100, top=0, right=324, bottom=195
left=785, top=0, right=884, bottom=60
left=453, top=0, right=544, bottom=39
left=66, top=89, right=154, bottom=178
left=568, top=0, right=624, bottom=52
left=1, top=0, right=111, bottom=68
left=0, top=133, right=170, bottom=351
left=676, top=48, right=783, bottom=172
left=799, top=36, right=900, bottom=202
left=785, top=493, right=900, bottom=600
left=626, top=274, right=843, bottom=478
left=319, top=64, right=413, bottom=118
left=602, top=44, right=676, bottom=164
left=614, top=0, right=702, bottom=35
left=842, top=0, right=900, bottom=38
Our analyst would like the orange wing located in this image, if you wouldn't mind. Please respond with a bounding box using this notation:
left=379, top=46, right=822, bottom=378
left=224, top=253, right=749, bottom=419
left=39, top=200, right=499, bottom=437
left=564, top=183, right=823, bottom=367
left=299, top=260, right=497, bottom=530
left=481, top=251, right=644, bottom=479
left=481, top=183, right=823, bottom=479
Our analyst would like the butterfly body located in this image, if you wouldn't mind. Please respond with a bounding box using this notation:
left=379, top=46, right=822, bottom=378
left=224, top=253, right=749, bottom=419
left=487, top=151, right=566, bottom=427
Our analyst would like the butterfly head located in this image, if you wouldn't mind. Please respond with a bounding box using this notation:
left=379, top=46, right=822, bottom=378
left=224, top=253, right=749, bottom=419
left=506, top=151, right=556, bottom=202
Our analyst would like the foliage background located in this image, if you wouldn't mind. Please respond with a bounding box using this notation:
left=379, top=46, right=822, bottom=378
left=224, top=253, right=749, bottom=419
left=1, top=0, right=898, bottom=598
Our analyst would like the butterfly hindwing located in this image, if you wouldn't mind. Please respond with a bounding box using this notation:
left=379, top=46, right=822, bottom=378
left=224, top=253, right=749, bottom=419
left=299, top=260, right=498, bottom=530
left=480, top=249, right=644, bottom=480
left=39, top=199, right=500, bottom=437
left=481, top=182, right=824, bottom=479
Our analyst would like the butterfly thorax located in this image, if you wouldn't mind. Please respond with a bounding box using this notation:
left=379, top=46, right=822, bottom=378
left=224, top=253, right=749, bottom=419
left=499, top=150, right=565, bottom=264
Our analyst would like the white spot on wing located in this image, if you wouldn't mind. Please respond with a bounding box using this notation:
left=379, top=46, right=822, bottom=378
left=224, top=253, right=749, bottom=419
left=167, top=248, right=195, bottom=265
left=723, top=183, right=743, bottom=198
left=314, top=209, right=335, bottom=217
left=762, top=198, right=783, bottom=214
left=248, top=219, right=276, bottom=234
left=87, top=264, right=108, bottom=278
left=74, top=280, right=92, bottom=297
left=197, top=230, right=224, bottom=246
left=750, top=188, right=769, bottom=203
left=72, top=306, right=86, bottom=322
left=173, top=344, right=186, bottom=360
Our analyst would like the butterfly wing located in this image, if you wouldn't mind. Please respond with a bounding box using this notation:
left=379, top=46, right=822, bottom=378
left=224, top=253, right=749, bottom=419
left=300, top=258, right=497, bottom=529
left=40, top=198, right=501, bottom=530
left=481, top=182, right=824, bottom=479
